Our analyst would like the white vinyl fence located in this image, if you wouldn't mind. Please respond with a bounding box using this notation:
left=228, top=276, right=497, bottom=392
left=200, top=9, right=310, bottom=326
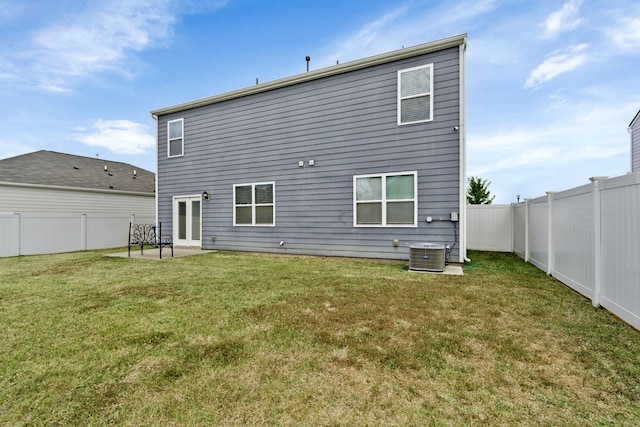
left=467, top=172, right=640, bottom=330
left=0, top=213, right=155, bottom=257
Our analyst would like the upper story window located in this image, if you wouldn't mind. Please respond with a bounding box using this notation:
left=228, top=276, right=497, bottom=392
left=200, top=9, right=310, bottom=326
left=398, top=64, right=433, bottom=125
left=234, top=182, right=275, bottom=226
left=354, top=172, right=417, bottom=227
left=167, top=119, right=184, bottom=158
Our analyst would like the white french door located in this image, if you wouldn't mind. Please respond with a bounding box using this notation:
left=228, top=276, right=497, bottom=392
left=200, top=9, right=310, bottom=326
left=173, top=195, right=202, bottom=247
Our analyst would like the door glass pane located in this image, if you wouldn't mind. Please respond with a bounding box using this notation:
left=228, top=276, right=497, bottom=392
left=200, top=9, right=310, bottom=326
left=387, top=201, right=414, bottom=224
left=356, top=177, right=382, bottom=201
left=191, top=200, right=201, bottom=240
left=356, top=202, right=382, bottom=224
left=178, top=201, right=186, bottom=240
left=387, top=175, right=414, bottom=200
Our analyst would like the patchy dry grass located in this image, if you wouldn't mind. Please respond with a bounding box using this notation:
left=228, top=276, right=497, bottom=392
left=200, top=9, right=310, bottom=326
left=0, top=250, right=638, bottom=425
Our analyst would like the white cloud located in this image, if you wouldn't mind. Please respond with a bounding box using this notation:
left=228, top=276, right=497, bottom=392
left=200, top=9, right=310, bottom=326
left=0, top=0, right=22, bottom=19
left=25, top=0, right=175, bottom=90
left=324, top=7, right=408, bottom=65
left=72, top=119, right=155, bottom=155
left=316, top=0, right=497, bottom=68
left=605, top=15, right=640, bottom=52
left=525, top=44, right=590, bottom=89
left=468, top=101, right=635, bottom=201
left=542, top=0, right=584, bottom=39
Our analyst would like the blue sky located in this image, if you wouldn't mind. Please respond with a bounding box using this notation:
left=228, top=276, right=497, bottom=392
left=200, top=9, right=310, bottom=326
left=1, top=0, right=638, bottom=203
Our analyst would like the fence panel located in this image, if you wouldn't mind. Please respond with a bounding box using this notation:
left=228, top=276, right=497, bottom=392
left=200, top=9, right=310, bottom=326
left=550, top=184, right=595, bottom=299
left=466, top=205, right=512, bottom=251
left=468, top=172, right=640, bottom=330
left=599, top=173, right=640, bottom=329
left=513, top=203, right=526, bottom=259
left=0, top=213, right=160, bottom=257
left=528, top=197, right=549, bottom=272
left=19, top=214, right=82, bottom=255
left=0, top=213, right=19, bottom=257
left=86, top=215, right=133, bottom=250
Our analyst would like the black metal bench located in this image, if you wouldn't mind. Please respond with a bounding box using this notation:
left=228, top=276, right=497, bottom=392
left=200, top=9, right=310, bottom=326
left=128, top=222, right=173, bottom=259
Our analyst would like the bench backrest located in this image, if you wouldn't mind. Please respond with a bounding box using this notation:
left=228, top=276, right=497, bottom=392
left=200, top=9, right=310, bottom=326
left=129, top=223, right=158, bottom=244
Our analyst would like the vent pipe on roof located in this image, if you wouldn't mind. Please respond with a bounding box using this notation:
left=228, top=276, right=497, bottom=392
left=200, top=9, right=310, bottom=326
left=104, top=165, right=107, bottom=171
left=306, top=56, right=310, bottom=72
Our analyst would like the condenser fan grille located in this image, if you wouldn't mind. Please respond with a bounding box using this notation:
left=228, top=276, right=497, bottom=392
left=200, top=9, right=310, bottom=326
left=409, top=243, right=446, bottom=272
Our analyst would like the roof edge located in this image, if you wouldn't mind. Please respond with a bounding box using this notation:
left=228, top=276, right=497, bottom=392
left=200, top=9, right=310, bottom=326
left=0, top=181, right=155, bottom=197
left=151, top=33, right=467, bottom=117
left=629, top=109, right=640, bottom=128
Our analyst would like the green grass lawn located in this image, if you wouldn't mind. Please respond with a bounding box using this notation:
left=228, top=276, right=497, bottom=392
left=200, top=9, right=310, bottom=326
left=1, top=250, right=639, bottom=426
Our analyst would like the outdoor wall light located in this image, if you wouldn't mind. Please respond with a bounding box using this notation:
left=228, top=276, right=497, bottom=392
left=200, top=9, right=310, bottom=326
left=453, top=126, right=460, bottom=132
left=202, top=191, right=210, bottom=201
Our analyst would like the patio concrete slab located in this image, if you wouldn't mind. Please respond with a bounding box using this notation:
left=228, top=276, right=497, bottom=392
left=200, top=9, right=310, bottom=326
left=106, top=248, right=216, bottom=260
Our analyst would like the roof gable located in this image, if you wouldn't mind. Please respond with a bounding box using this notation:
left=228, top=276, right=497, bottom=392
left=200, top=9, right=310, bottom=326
left=0, top=150, right=155, bottom=193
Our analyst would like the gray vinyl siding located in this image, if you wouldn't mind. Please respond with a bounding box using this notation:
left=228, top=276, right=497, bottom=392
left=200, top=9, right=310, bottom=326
left=156, top=46, right=462, bottom=260
left=632, top=115, right=640, bottom=173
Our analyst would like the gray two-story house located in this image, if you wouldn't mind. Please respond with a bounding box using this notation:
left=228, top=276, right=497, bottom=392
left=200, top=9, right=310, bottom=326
left=151, top=34, right=467, bottom=263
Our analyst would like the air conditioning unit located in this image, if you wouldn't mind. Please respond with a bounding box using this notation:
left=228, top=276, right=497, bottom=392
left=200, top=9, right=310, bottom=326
left=409, top=243, right=446, bottom=272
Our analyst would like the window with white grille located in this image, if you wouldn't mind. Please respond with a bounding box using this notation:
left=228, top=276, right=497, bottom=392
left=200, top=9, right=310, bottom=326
left=233, top=182, right=275, bottom=226
left=354, top=172, right=417, bottom=227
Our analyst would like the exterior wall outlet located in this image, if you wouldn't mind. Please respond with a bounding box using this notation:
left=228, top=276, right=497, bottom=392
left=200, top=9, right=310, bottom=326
left=298, top=161, right=304, bottom=167
left=393, top=239, right=399, bottom=247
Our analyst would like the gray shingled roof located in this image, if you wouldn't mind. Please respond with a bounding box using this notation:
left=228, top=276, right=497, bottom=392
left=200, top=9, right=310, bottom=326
left=0, top=150, right=155, bottom=193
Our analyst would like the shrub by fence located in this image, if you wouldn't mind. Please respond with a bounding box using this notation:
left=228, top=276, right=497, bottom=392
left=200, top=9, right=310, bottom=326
left=467, top=172, right=640, bottom=330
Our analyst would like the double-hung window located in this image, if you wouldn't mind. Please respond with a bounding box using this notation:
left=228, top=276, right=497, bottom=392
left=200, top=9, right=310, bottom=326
left=398, top=64, right=433, bottom=125
left=234, top=182, right=275, bottom=226
left=167, top=118, right=184, bottom=157
left=354, top=172, right=417, bottom=227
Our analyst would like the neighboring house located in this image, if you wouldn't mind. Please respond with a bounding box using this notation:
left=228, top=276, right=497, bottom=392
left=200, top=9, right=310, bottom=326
left=630, top=110, right=640, bottom=173
left=151, top=34, right=467, bottom=262
left=0, top=150, right=155, bottom=256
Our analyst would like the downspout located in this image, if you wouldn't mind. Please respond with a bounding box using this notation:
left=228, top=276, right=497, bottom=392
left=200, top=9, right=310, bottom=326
left=152, top=113, right=159, bottom=227
left=459, top=36, right=470, bottom=263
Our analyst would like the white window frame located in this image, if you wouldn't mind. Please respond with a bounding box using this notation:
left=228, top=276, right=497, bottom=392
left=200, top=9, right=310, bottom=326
left=353, top=171, right=418, bottom=227
left=233, top=181, right=275, bottom=226
left=167, top=118, right=184, bottom=158
left=397, top=64, right=433, bottom=125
